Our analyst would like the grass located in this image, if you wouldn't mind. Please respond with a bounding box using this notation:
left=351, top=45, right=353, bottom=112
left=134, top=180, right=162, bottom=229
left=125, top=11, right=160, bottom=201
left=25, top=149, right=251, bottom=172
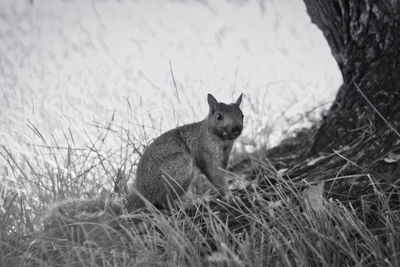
left=0, top=1, right=369, bottom=265
left=1, top=120, right=400, bottom=267
left=0, top=52, right=340, bottom=265
left=0, top=84, right=398, bottom=266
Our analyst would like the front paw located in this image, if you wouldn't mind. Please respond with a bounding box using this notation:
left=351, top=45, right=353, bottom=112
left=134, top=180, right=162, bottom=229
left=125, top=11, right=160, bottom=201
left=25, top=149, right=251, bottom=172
left=224, top=191, right=234, bottom=202
left=218, top=189, right=233, bottom=202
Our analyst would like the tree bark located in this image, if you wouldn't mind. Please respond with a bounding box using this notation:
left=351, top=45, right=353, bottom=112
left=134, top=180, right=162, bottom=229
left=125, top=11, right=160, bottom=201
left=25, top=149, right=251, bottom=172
left=303, top=0, right=400, bottom=155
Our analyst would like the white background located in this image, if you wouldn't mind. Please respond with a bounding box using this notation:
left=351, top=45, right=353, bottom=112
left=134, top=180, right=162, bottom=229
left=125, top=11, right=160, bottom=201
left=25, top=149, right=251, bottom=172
left=0, top=0, right=342, bottom=151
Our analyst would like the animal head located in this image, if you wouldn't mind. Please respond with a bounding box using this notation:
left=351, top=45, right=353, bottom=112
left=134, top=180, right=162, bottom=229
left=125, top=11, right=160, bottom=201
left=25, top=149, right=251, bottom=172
left=206, top=93, right=244, bottom=140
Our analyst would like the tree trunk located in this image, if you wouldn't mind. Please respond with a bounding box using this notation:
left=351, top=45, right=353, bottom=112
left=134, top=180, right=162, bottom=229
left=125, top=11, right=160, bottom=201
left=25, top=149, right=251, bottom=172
left=303, top=0, right=400, bottom=156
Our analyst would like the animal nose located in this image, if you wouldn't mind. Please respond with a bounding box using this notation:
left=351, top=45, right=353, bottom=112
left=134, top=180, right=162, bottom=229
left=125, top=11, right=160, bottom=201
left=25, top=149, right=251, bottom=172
left=232, top=126, right=242, bottom=134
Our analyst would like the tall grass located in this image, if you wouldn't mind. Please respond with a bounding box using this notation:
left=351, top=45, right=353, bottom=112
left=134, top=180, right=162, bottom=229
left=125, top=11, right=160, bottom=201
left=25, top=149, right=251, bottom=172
left=1, top=126, right=400, bottom=267
left=1, top=88, right=398, bottom=266
left=1, top=91, right=400, bottom=266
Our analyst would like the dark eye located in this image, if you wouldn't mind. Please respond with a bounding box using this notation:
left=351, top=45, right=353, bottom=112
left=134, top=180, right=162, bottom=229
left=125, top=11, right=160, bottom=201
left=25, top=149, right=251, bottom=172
left=216, top=113, right=223, bottom=121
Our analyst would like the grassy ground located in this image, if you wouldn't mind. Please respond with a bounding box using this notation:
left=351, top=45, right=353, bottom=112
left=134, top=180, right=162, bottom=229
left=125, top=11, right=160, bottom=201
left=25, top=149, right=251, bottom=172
left=1, top=120, right=400, bottom=266
left=1, top=1, right=385, bottom=266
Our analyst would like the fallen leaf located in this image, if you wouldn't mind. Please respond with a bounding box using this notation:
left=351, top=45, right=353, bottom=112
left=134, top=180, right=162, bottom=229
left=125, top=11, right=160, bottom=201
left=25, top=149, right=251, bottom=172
left=302, top=182, right=325, bottom=212
left=383, top=152, right=400, bottom=163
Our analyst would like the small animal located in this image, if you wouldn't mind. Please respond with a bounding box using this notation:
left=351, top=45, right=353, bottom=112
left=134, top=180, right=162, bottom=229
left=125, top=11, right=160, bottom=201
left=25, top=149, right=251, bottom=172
left=127, top=93, right=244, bottom=211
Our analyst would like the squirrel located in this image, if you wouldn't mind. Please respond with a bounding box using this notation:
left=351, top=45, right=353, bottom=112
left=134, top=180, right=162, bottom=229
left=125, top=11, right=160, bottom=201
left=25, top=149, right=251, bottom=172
left=126, top=93, right=244, bottom=211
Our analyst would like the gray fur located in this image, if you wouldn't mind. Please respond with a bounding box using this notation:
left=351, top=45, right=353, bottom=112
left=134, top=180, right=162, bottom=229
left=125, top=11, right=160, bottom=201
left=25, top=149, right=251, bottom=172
left=127, top=93, right=243, bottom=211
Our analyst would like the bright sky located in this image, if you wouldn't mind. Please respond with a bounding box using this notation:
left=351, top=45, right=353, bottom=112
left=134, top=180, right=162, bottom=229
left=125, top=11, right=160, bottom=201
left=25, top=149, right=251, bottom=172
left=0, top=0, right=342, bottom=150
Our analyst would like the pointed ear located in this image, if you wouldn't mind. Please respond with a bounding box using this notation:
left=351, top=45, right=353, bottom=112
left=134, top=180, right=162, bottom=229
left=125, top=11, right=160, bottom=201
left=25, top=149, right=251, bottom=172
left=207, top=93, right=218, bottom=112
left=235, top=93, right=243, bottom=106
